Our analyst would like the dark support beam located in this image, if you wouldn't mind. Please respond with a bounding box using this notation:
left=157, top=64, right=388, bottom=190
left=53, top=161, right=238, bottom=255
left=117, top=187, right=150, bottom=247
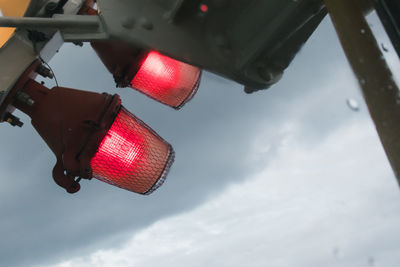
left=324, top=0, right=400, bottom=186
left=0, top=15, right=100, bottom=29
left=373, top=0, right=400, bottom=58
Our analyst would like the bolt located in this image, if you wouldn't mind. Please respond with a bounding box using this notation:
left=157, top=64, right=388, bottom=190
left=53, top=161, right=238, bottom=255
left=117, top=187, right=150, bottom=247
left=73, top=41, right=84, bottom=47
left=16, top=91, right=35, bottom=106
left=122, top=18, right=135, bottom=29
left=244, top=86, right=255, bottom=94
left=36, top=64, right=54, bottom=79
left=139, top=18, right=153, bottom=30
left=258, top=67, right=283, bottom=84
left=4, top=113, right=23, bottom=127
left=26, top=99, right=35, bottom=106
left=44, top=2, right=64, bottom=17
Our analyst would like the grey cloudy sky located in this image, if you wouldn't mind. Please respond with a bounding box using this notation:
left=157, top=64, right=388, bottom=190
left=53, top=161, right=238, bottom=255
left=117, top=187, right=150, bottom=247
left=0, top=14, right=400, bottom=267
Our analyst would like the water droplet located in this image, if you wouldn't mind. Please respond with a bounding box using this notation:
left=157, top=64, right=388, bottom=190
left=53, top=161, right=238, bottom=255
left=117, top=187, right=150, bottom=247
left=381, top=43, right=389, bottom=52
left=360, top=79, right=366, bottom=85
left=361, top=29, right=366, bottom=34
left=346, top=98, right=360, bottom=111
left=388, top=84, right=393, bottom=90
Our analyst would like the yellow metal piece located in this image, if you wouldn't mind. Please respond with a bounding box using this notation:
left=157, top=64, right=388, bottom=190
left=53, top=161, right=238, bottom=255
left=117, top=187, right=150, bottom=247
left=324, top=0, right=400, bottom=186
left=0, top=0, right=31, bottom=48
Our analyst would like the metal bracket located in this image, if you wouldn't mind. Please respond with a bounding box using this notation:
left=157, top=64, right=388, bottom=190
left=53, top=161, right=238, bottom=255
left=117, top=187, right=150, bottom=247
left=0, top=14, right=108, bottom=42
left=0, top=0, right=88, bottom=117
left=96, top=0, right=326, bottom=89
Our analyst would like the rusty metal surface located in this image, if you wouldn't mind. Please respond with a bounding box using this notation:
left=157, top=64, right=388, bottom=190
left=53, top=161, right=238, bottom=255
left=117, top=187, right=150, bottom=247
left=0, top=0, right=84, bottom=114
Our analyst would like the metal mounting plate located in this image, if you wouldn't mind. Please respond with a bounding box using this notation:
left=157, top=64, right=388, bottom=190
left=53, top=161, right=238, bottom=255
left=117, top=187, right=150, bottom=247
left=0, top=0, right=84, bottom=114
left=97, top=0, right=326, bottom=89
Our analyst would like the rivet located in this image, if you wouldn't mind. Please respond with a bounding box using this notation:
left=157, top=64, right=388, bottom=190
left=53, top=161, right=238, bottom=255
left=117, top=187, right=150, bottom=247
left=122, top=18, right=135, bottom=29
left=139, top=18, right=153, bottom=30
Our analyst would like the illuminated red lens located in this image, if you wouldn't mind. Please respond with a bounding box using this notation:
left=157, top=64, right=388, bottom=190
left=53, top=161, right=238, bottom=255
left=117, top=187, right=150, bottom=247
left=200, top=4, right=209, bottom=13
left=90, top=107, right=174, bottom=194
left=131, top=51, right=201, bottom=109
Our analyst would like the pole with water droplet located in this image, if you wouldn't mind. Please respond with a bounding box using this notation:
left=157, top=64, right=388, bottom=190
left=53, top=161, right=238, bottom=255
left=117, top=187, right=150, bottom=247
left=324, top=0, right=400, bottom=186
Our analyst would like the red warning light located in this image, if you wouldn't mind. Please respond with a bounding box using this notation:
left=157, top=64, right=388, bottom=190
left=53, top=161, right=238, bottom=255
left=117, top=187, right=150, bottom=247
left=81, top=5, right=202, bottom=109
left=131, top=51, right=201, bottom=109
left=133, top=51, right=180, bottom=91
left=200, top=4, right=209, bottom=13
left=91, top=113, right=145, bottom=179
left=2, top=62, right=174, bottom=194
left=91, top=108, right=174, bottom=194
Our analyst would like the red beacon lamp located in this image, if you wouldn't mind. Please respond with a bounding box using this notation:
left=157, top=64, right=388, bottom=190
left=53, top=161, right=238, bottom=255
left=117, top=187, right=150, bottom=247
left=0, top=61, right=174, bottom=194
left=91, top=42, right=202, bottom=109
left=80, top=4, right=202, bottom=109
left=130, top=51, right=201, bottom=109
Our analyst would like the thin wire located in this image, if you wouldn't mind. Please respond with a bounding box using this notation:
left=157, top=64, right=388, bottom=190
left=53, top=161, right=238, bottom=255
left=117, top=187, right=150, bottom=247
left=32, top=40, right=59, bottom=87
left=39, top=55, right=59, bottom=88
left=31, top=34, right=66, bottom=153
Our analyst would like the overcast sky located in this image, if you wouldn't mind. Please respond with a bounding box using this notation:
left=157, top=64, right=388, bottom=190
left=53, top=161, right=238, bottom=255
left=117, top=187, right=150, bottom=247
left=0, top=14, right=400, bottom=267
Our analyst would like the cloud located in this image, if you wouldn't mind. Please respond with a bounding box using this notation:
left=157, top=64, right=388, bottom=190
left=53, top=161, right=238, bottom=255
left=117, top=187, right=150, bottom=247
left=53, top=115, right=400, bottom=267
left=1, top=16, right=399, bottom=267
